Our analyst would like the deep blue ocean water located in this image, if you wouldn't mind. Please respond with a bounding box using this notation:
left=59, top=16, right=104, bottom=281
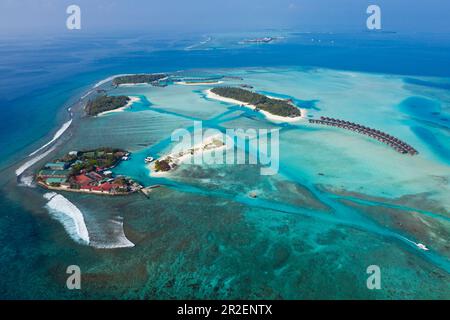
left=1, top=31, right=450, bottom=299
left=2, top=32, right=450, bottom=169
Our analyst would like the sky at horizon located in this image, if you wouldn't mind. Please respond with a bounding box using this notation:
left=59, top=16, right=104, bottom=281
left=0, top=0, right=449, bottom=36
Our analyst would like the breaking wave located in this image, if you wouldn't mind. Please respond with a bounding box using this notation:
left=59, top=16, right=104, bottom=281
left=16, top=146, right=56, bottom=176
left=93, top=74, right=132, bottom=88
left=44, top=192, right=90, bottom=245
left=89, top=216, right=135, bottom=249
left=80, top=90, right=93, bottom=100
left=17, top=174, right=35, bottom=187
left=28, top=119, right=72, bottom=157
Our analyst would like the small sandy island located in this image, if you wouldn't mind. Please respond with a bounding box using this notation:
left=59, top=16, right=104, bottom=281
left=205, top=89, right=306, bottom=123
left=97, top=96, right=141, bottom=116
left=149, top=133, right=227, bottom=177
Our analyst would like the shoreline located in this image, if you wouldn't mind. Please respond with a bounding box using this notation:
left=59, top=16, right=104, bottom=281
left=97, top=96, right=141, bottom=116
left=118, top=83, right=150, bottom=87
left=149, top=133, right=227, bottom=177
left=37, top=181, right=141, bottom=196
left=205, top=89, right=306, bottom=123
left=5, top=67, right=450, bottom=277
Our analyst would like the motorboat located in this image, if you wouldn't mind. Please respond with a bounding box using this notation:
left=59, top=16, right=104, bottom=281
left=145, top=156, right=154, bottom=163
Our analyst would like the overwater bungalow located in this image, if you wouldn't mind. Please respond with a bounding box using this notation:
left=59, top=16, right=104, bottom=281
left=309, top=117, right=418, bottom=155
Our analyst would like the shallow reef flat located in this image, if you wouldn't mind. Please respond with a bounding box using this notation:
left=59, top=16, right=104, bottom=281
left=4, top=66, right=450, bottom=299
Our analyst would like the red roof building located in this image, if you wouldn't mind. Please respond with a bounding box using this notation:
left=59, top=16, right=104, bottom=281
left=75, top=174, right=93, bottom=185
left=87, top=171, right=103, bottom=181
left=100, top=182, right=121, bottom=192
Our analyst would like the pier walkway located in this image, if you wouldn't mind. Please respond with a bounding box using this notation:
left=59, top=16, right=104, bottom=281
left=309, top=117, right=418, bottom=155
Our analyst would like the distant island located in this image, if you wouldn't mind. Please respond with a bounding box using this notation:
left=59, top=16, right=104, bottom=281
left=243, top=37, right=274, bottom=44
left=113, top=74, right=167, bottom=86
left=210, top=87, right=301, bottom=118
left=85, top=95, right=130, bottom=116
left=36, top=148, right=142, bottom=195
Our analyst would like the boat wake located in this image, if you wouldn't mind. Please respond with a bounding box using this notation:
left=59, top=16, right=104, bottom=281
left=43, top=192, right=90, bottom=245
left=400, top=236, right=430, bottom=251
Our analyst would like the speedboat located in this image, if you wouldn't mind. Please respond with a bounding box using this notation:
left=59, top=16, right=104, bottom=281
left=416, top=243, right=429, bottom=251
left=144, top=156, right=154, bottom=163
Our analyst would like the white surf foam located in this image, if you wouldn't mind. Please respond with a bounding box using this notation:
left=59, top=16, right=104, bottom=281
left=28, top=119, right=72, bottom=157
left=185, top=36, right=212, bottom=50
left=80, top=90, right=93, bottom=100
left=43, top=192, right=90, bottom=245
left=93, top=74, right=132, bottom=88
left=43, top=192, right=57, bottom=200
left=18, top=174, right=35, bottom=187
left=90, top=216, right=135, bottom=249
left=16, top=146, right=56, bottom=176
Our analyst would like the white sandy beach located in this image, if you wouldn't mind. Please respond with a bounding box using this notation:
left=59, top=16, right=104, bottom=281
left=149, top=133, right=228, bottom=177
left=97, top=96, right=141, bottom=116
left=205, top=89, right=306, bottom=123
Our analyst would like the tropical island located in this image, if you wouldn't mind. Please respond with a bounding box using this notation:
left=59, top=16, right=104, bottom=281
left=209, top=87, right=302, bottom=118
left=113, top=74, right=167, bottom=86
left=243, top=37, right=275, bottom=44
left=85, top=95, right=131, bottom=116
left=150, top=134, right=226, bottom=175
left=36, top=148, right=142, bottom=195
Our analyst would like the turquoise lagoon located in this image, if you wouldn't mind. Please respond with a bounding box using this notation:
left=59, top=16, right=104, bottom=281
left=1, top=33, right=450, bottom=299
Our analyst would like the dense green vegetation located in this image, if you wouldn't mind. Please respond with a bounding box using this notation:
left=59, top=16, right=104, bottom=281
left=154, top=159, right=171, bottom=172
left=70, top=148, right=126, bottom=174
left=85, top=95, right=130, bottom=116
left=113, top=74, right=167, bottom=86
left=211, top=87, right=301, bottom=117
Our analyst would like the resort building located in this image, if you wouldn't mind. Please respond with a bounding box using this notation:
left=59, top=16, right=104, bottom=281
left=38, top=169, right=71, bottom=179
left=36, top=148, right=143, bottom=196
left=309, top=117, right=419, bottom=155
left=44, top=162, right=69, bottom=170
